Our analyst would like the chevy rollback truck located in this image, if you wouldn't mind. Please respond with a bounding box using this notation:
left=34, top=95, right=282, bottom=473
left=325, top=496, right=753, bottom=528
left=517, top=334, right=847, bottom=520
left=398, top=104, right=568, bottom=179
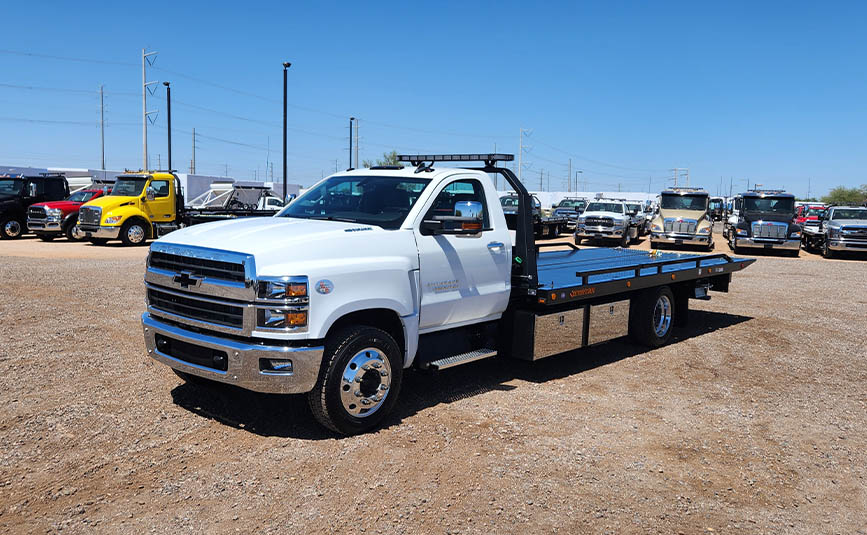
left=142, top=154, right=755, bottom=435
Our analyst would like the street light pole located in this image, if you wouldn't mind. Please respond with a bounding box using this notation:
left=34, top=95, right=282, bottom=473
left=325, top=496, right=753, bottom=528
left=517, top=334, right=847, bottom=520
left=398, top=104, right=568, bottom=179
left=349, top=117, right=355, bottom=169
left=163, top=82, right=171, bottom=171
left=576, top=170, right=583, bottom=192
left=282, top=62, right=292, bottom=202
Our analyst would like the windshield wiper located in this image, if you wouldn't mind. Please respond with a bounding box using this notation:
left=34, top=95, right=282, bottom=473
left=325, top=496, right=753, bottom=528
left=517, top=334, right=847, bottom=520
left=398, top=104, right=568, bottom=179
left=307, top=215, right=360, bottom=223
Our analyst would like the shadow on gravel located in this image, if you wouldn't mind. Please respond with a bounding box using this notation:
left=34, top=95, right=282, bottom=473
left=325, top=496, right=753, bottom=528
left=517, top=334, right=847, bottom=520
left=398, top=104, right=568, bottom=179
left=169, top=309, right=751, bottom=439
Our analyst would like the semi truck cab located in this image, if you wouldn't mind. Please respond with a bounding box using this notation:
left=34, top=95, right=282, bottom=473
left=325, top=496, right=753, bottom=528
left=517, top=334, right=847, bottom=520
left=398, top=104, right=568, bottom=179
left=649, top=188, right=714, bottom=250
left=78, top=171, right=184, bottom=246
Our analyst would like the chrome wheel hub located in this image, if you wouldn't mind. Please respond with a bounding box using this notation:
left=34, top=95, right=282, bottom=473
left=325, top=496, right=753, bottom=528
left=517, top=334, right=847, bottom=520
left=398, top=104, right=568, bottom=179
left=5, top=220, right=21, bottom=237
left=340, top=348, right=391, bottom=418
left=127, top=224, right=145, bottom=244
left=653, top=295, right=672, bottom=337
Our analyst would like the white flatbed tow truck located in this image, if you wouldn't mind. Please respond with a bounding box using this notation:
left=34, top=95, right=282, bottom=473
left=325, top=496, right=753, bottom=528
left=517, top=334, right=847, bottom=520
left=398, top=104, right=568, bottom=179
left=141, top=154, right=755, bottom=434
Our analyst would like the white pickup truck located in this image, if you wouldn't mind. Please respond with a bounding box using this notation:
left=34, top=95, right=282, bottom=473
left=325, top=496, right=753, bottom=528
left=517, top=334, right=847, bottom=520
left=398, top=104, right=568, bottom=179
left=142, top=154, right=755, bottom=434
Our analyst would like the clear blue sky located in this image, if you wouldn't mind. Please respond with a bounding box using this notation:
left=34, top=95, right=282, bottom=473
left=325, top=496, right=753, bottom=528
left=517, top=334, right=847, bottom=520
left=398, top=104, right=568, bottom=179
left=1, top=1, right=865, bottom=197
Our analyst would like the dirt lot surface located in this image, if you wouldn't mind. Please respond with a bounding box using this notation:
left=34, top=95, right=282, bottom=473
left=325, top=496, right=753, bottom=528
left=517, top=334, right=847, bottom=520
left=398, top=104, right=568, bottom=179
left=1, top=232, right=865, bottom=534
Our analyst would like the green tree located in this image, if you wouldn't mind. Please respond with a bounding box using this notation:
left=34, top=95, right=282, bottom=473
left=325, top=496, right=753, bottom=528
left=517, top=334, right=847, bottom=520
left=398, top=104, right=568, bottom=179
left=363, top=150, right=400, bottom=168
left=821, top=184, right=867, bottom=205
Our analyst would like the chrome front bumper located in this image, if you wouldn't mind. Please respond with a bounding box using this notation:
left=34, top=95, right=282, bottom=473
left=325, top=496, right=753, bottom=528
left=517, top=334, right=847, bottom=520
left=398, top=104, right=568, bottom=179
left=27, top=220, right=62, bottom=232
left=142, top=312, right=324, bottom=394
left=78, top=225, right=121, bottom=239
left=650, top=232, right=711, bottom=246
left=828, top=238, right=867, bottom=251
left=576, top=225, right=625, bottom=238
left=734, top=237, right=800, bottom=250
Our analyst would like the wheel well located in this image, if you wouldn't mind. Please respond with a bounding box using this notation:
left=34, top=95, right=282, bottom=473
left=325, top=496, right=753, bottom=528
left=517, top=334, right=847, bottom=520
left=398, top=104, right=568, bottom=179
left=125, top=216, right=153, bottom=238
left=325, top=309, right=405, bottom=355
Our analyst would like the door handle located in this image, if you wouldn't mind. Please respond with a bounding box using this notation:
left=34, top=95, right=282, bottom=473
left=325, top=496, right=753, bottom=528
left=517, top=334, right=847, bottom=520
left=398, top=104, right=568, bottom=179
left=487, top=241, right=505, bottom=250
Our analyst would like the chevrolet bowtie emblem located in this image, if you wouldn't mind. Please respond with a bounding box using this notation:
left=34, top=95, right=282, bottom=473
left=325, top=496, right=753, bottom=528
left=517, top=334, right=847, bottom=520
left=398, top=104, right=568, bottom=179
left=173, top=271, right=201, bottom=289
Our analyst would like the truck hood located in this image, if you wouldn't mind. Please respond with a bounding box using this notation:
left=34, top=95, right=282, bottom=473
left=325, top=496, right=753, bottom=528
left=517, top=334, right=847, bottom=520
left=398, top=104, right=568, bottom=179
left=155, top=216, right=420, bottom=276
left=829, top=219, right=867, bottom=228
left=31, top=200, right=83, bottom=213
left=582, top=210, right=628, bottom=221
left=742, top=212, right=793, bottom=224
left=82, top=195, right=140, bottom=212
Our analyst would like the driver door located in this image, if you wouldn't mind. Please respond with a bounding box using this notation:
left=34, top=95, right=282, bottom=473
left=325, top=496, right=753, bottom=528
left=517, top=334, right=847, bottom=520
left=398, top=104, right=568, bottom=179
left=414, top=178, right=512, bottom=331
left=142, top=179, right=175, bottom=222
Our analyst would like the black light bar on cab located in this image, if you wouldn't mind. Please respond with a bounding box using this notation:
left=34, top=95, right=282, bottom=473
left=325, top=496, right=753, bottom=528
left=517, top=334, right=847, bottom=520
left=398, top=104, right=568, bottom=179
left=397, top=153, right=515, bottom=166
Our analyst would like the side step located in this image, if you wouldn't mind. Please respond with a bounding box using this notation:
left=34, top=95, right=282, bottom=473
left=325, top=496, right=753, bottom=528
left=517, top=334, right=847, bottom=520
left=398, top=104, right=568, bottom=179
left=426, top=348, right=497, bottom=371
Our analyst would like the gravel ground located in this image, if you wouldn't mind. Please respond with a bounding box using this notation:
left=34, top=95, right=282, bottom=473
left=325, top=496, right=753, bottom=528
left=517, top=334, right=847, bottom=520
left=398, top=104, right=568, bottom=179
left=0, top=233, right=865, bottom=534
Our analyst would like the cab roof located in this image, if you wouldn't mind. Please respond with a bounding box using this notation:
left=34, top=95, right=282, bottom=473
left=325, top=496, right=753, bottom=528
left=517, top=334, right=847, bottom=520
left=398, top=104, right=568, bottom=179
left=661, top=188, right=708, bottom=196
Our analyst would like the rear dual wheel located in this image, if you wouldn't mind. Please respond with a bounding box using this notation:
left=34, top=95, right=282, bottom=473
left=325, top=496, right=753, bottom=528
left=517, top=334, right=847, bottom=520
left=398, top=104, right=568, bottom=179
left=0, top=217, right=24, bottom=239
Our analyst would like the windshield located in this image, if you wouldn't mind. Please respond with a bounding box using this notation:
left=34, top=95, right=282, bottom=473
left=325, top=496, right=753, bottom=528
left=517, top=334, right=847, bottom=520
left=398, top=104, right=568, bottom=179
left=709, top=200, right=723, bottom=210
left=557, top=199, right=586, bottom=209
left=585, top=202, right=623, bottom=214
left=278, top=175, right=430, bottom=230
left=743, top=197, right=794, bottom=213
left=805, top=207, right=826, bottom=217
left=110, top=177, right=149, bottom=197
left=626, top=203, right=641, bottom=213
left=660, top=194, right=708, bottom=211
left=832, top=208, right=867, bottom=220
left=68, top=190, right=97, bottom=203
left=0, top=178, right=24, bottom=195
left=500, top=197, right=519, bottom=207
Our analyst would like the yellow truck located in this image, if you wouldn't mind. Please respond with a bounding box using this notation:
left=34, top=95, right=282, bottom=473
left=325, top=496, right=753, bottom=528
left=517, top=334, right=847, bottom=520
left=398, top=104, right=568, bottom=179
left=77, top=172, right=184, bottom=246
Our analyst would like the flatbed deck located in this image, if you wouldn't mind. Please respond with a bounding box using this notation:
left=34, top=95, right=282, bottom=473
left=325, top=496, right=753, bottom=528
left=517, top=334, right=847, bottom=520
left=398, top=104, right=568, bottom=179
left=535, top=247, right=755, bottom=306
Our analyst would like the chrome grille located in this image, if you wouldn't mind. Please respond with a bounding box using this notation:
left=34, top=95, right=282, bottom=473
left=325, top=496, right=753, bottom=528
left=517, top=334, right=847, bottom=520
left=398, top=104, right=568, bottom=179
left=147, top=287, right=244, bottom=328
left=27, top=206, right=46, bottom=221
left=585, top=217, right=613, bottom=227
left=842, top=226, right=867, bottom=238
left=79, top=206, right=101, bottom=225
left=149, top=251, right=246, bottom=283
left=664, top=218, right=697, bottom=234
left=751, top=221, right=787, bottom=239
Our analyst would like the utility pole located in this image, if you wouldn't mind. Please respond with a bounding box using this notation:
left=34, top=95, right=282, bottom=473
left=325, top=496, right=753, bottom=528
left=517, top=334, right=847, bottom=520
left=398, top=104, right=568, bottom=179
left=141, top=49, right=158, bottom=171
left=686, top=169, right=690, bottom=187
left=282, top=62, right=292, bottom=202
left=807, top=177, right=811, bottom=199
left=673, top=168, right=679, bottom=187
left=163, top=81, right=171, bottom=170
left=518, top=128, right=525, bottom=183
left=190, top=128, right=196, bottom=174
left=540, top=168, right=543, bottom=191
left=568, top=158, right=572, bottom=192
left=348, top=117, right=354, bottom=169
left=354, top=119, right=359, bottom=170
left=99, top=85, right=105, bottom=170
left=157, top=154, right=161, bottom=169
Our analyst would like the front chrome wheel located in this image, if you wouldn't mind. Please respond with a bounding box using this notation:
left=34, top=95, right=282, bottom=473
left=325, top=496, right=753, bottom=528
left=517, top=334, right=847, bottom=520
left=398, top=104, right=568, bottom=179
left=127, top=224, right=145, bottom=244
left=652, top=294, right=673, bottom=337
left=4, top=219, right=22, bottom=238
left=339, top=348, right=391, bottom=418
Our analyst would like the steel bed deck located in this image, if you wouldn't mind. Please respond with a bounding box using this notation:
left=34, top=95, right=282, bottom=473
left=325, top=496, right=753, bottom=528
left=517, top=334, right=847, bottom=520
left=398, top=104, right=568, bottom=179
left=534, top=247, right=755, bottom=306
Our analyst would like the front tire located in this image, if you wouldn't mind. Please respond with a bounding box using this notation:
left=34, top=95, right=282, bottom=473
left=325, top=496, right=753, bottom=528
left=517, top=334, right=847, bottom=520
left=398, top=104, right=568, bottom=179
left=1, top=217, right=24, bottom=239
left=308, top=326, right=403, bottom=435
left=619, top=232, right=629, bottom=248
left=629, top=286, right=675, bottom=347
left=64, top=216, right=82, bottom=241
left=120, top=219, right=148, bottom=246
left=822, top=240, right=834, bottom=259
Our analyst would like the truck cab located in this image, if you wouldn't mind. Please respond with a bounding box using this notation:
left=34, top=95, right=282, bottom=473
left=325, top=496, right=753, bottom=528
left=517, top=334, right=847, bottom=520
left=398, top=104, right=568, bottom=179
left=794, top=204, right=826, bottom=231
left=0, top=174, right=70, bottom=239
left=78, top=171, right=184, bottom=246
left=723, top=190, right=800, bottom=256
left=574, top=200, right=637, bottom=247
left=552, top=197, right=587, bottom=229
left=649, top=188, right=713, bottom=250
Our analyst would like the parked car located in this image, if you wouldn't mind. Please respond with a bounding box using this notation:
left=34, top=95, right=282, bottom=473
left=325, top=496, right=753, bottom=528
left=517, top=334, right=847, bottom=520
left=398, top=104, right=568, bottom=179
left=0, top=174, right=69, bottom=239
left=500, top=193, right=568, bottom=239
left=624, top=202, right=648, bottom=236
left=801, top=205, right=867, bottom=258
left=574, top=200, right=638, bottom=247
left=794, top=204, right=827, bottom=232
left=648, top=188, right=714, bottom=251
left=722, top=189, right=800, bottom=256
left=141, top=153, right=755, bottom=435
left=551, top=197, right=587, bottom=230
left=27, top=188, right=108, bottom=241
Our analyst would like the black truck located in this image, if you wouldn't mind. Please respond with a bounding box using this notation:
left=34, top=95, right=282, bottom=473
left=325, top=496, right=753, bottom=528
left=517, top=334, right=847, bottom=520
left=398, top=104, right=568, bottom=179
left=0, top=174, right=70, bottom=239
left=722, top=189, right=801, bottom=256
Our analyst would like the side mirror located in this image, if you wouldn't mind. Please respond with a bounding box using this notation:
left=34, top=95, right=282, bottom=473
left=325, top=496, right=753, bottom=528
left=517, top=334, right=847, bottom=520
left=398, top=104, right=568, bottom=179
left=145, top=187, right=155, bottom=201
left=28, top=183, right=38, bottom=197
left=421, top=200, right=484, bottom=235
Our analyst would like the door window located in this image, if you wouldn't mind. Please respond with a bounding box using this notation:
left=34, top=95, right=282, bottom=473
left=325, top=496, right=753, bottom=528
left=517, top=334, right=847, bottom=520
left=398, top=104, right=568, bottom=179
left=424, top=179, right=490, bottom=230
left=150, top=180, right=170, bottom=198
left=46, top=178, right=66, bottom=199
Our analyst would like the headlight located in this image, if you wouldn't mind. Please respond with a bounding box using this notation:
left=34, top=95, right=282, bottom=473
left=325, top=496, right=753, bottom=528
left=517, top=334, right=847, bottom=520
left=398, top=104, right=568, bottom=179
left=258, top=279, right=308, bottom=300
left=828, top=228, right=840, bottom=238
left=698, top=227, right=710, bottom=234
left=651, top=224, right=662, bottom=232
left=46, top=208, right=63, bottom=217
left=258, top=308, right=307, bottom=329
left=104, top=215, right=123, bottom=224
left=789, top=231, right=801, bottom=238
left=736, top=228, right=749, bottom=236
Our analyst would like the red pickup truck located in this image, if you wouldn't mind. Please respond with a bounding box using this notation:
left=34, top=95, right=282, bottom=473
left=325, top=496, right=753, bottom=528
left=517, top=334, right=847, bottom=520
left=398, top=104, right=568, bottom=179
left=27, top=188, right=109, bottom=241
left=794, top=204, right=827, bottom=230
